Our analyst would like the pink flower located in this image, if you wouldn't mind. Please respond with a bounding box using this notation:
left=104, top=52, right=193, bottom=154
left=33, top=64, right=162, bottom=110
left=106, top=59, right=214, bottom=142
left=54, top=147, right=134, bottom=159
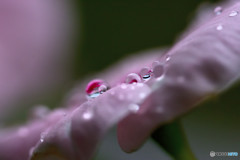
left=1, top=0, right=240, bottom=160
left=0, top=0, right=73, bottom=122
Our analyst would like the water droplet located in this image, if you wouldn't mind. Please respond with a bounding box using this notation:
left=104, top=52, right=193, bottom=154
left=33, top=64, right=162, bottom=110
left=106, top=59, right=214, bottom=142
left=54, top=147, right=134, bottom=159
left=214, top=6, right=222, bottom=15
left=166, top=55, right=171, bottom=62
left=128, top=104, right=140, bottom=113
left=83, top=111, right=93, bottom=120
left=125, top=73, right=141, bottom=84
left=229, top=10, right=238, bottom=17
left=140, top=67, right=152, bottom=81
left=98, top=84, right=108, bottom=93
left=85, top=79, right=110, bottom=98
left=216, top=24, right=223, bottom=31
left=152, top=64, right=164, bottom=78
left=40, top=132, right=46, bottom=143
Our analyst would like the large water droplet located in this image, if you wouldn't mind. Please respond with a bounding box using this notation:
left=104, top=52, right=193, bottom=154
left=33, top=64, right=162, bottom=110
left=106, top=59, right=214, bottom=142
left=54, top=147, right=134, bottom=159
left=128, top=104, right=140, bottom=113
left=140, top=67, right=152, bottom=81
left=152, top=64, right=164, bottom=78
left=125, top=73, right=141, bottom=84
left=216, top=24, right=223, bottom=31
left=85, top=79, right=110, bottom=98
left=229, top=10, right=238, bottom=17
left=214, top=6, right=222, bottom=15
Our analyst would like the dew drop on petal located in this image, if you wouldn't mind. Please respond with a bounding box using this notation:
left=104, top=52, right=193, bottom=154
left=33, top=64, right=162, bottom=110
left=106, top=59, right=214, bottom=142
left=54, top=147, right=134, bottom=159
left=216, top=24, right=223, bottom=31
left=152, top=64, right=164, bottom=78
left=98, top=84, right=108, bottom=93
left=140, top=67, right=152, bottom=81
left=166, top=55, right=171, bottom=62
left=214, top=6, right=222, bottom=15
left=83, top=111, right=93, bottom=120
left=128, top=104, right=140, bottom=113
left=229, top=10, right=238, bottom=17
left=125, top=73, right=141, bottom=84
left=40, top=132, right=46, bottom=143
left=86, top=79, right=110, bottom=98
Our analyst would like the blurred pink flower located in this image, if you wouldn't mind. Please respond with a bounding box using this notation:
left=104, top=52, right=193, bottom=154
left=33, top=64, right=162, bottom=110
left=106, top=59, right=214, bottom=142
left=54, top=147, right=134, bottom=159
left=0, top=0, right=73, bottom=122
left=1, top=0, right=240, bottom=160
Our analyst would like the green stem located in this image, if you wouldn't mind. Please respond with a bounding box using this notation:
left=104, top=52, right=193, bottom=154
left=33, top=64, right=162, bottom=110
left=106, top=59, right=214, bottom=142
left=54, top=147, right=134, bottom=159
left=151, top=120, right=197, bottom=160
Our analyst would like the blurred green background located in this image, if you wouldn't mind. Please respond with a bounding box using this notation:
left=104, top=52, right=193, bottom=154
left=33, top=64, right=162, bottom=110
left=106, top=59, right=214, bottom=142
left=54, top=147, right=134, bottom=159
left=74, top=0, right=219, bottom=77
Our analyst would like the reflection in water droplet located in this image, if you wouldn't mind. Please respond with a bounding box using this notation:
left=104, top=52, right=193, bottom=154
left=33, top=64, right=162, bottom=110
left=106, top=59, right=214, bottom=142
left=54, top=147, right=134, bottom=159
left=85, top=79, right=110, bottom=98
left=140, top=67, right=152, bottom=81
left=229, top=10, right=238, bottom=17
left=128, top=104, right=140, bottom=113
left=214, top=6, right=222, bottom=15
left=152, top=64, right=164, bottom=78
left=216, top=25, right=223, bottom=31
left=83, top=111, right=93, bottom=120
left=125, top=73, right=141, bottom=84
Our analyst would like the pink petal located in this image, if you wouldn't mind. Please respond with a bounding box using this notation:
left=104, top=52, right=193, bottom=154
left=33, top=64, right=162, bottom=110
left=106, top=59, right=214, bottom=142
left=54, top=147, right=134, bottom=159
left=118, top=1, right=240, bottom=152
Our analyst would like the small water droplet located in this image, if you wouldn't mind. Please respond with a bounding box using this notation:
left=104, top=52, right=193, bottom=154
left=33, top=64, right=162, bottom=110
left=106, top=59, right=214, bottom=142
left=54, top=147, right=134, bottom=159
left=216, top=24, right=223, bottom=31
left=85, top=79, right=110, bottom=98
left=214, top=6, right=222, bottom=15
left=229, top=10, right=238, bottom=17
left=152, top=64, right=164, bottom=78
left=128, top=104, right=140, bottom=113
left=40, top=132, right=46, bottom=143
left=140, top=67, right=152, bottom=81
left=83, top=111, right=93, bottom=120
left=125, top=73, right=141, bottom=84
left=166, top=55, right=171, bottom=62
left=98, top=84, right=108, bottom=93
